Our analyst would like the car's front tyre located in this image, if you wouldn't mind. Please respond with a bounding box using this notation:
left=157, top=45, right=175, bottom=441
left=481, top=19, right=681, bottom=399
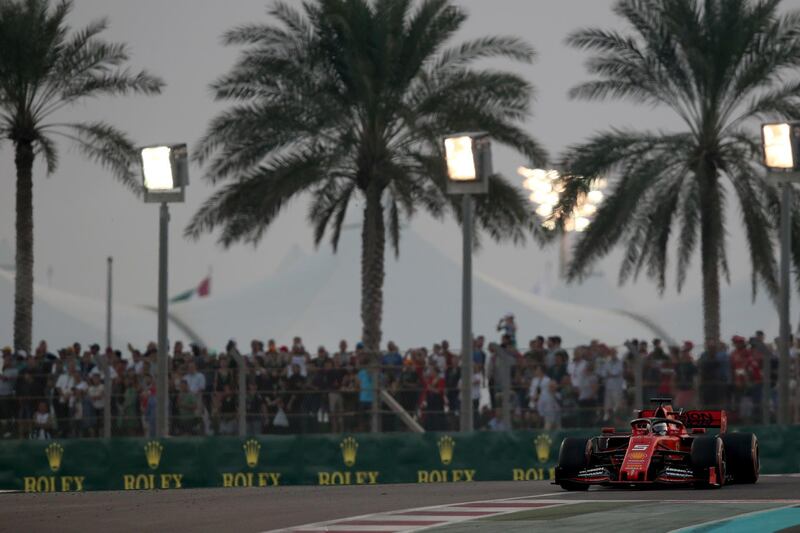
left=721, top=432, right=759, bottom=484
left=555, top=437, right=591, bottom=491
left=691, top=435, right=726, bottom=489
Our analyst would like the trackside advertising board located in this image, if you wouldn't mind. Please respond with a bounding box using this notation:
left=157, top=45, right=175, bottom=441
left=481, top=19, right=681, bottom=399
left=0, top=427, right=796, bottom=492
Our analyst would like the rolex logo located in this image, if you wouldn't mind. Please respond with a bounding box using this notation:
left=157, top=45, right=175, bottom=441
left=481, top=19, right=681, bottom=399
left=45, top=443, right=64, bottom=472
left=534, top=434, right=552, bottom=463
left=144, top=441, right=163, bottom=470
left=438, top=436, right=455, bottom=465
left=340, top=436, right=358, bottom=467
left=243, top=439, right=261, bottom=468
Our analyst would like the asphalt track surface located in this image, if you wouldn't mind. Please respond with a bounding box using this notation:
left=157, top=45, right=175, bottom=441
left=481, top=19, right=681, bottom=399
left=2, top=476, right=799, bottom=533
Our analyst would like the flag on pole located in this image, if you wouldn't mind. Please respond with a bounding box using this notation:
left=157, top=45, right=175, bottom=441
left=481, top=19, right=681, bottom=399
left=170, top=274, right=211, bottom=304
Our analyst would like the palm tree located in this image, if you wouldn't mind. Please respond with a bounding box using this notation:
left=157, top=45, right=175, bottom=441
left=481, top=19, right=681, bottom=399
left=0, top=0, right=163, bottom=352
left=557, top=0, right=800, bottom=343
left=188, top=0, right=545, bottom=429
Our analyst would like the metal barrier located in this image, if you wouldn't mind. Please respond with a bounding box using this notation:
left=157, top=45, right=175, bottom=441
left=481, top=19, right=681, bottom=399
left=1, top=425, right=797, bottom=492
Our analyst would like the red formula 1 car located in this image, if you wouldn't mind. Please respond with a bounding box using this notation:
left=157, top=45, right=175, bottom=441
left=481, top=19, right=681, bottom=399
left=554, top=399, right=759, bottom=490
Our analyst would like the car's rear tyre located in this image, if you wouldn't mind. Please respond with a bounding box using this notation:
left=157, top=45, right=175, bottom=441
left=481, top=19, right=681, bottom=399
left=556, top=437, right=590, bottom=491
left=722, top=433, right=759, bottom=484
left=691, top=435, right=726, bottom=489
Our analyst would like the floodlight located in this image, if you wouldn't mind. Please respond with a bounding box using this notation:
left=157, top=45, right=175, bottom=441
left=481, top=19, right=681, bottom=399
left=140, top=143, right=189, bottom=203
left=443, top=132, right=491, bottom=194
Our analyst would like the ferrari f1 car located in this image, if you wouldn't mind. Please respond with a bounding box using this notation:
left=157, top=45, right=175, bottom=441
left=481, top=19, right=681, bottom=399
left=554, top=399, right=759, bottom=490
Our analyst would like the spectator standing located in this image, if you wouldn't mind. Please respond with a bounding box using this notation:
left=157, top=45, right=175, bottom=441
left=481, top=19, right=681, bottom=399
left=333, top=340, right=351, bottom=367
left=569, top=347, right=587, bottom=394
left=545, top=336, right=566, bottom=371
left=524, top=337, right=546, bottom=367
left=538, top=381, right=562, bottom=430
left=441, top=340, right=456, bottom=370
left=699, top=340, right=723, bottom=409
left=31, top=401, right=53, bottom=440
left=285, top=364, right=306, bottom=432
left=549, top=351, right=569, bottom=385
left=218, top=383, right=237, bottom=435
left=87, top=374, right=105, bottom=436
left=600, top=349, right=624, bottom=423
left=356, top=359, right=373, bottom=432
left=473, top=336, right=487, bottom=381
left=0, top=349, right=18, bottom=437
left=431, top=344, right=447, bottom=376
left=15, top=368, right=38, bottom=438
left=528, top=364, right=551, bottom=422
left=674, top=342, right=697, bottom=408
left=471, top=364, right=482, bottom=422
left=381, top=342, right=403, bottom=380
left=339, top=368, right=358, bottom=431
left=54, top=361, right=77, bottom=436
left=445, top=361, right=460, bottom=428
left=117, top=375, right=140, bottom=436
left=745, top=338, right=764, bottom=422
left=576, top=362, right=599, bottom=427
left=176, top=379, right=200, bottom=435
left=321, top=358, right=344, bottom=432
left=730, top=336, right=752, bottom=421
left=248, top=340, right=265, bottom=364
left=422, top=366, right=446, bottom=431
left=185, top=362, right=206, bottom=396
left=398, top=360, right=421, bottom=416
left=496, top=314, right=517, bottom=348
left=246, top=381, right=266, bottom=435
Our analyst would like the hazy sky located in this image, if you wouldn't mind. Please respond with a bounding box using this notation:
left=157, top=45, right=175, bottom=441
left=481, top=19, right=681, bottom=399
left=2, top=0, right=800, bottom=343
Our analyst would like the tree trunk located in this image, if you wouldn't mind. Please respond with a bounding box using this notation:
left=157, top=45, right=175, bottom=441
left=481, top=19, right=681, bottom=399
left=361, top=183, right=385, bottom=433
left=14, top=139, right=35, bottom=354
left=698, top=161, right=722, bottom=345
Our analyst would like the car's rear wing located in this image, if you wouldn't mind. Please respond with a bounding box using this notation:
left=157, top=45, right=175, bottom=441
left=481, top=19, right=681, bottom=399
left=637, top=409, right=727, bottom=433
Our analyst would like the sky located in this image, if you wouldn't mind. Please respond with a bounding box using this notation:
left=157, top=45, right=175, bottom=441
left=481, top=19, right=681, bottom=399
left=2, top=0, right=800, bottom=346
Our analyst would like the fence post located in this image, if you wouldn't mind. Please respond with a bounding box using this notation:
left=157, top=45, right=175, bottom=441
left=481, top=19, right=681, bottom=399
left=229, top=350, right=247, bottom=437
left=633, top=346, right=643, bottom=409
left=758, top=340, right=772, bottom=425
left=92, top=353, right=112, bottom=438
left=103, top=354, right=111, bottom=438
left=497, top=345, right=512, bottom=430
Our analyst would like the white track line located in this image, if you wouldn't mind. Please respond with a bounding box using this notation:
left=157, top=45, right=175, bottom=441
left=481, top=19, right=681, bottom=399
left=265, top=489, right=800, bottom=533
left=264, top=492, right=572, bottom=533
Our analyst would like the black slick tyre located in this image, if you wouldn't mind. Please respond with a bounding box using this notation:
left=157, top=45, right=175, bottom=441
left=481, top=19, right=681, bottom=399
left=721, top=433, right=759, bottom=484
left=691, top=435, right=726, bottom=489
left=555, top=437, right=590, bottom=491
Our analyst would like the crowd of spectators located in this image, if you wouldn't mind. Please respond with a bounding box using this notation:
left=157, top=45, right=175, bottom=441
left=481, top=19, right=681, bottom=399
left=1, top=316, right=798, bottom=440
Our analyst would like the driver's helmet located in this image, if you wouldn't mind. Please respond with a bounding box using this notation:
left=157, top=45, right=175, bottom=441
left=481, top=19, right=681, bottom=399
left=652, top=422, right=668, bottom=435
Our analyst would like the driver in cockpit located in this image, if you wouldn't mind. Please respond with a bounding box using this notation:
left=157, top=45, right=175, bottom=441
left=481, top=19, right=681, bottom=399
left=652, top=422, right=668, bottom=435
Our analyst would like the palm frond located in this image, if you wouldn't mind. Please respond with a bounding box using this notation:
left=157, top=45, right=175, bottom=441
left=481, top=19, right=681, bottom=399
left=59, top=121, right=139, bottom=191
left=185, top=149, right=330, bottom=246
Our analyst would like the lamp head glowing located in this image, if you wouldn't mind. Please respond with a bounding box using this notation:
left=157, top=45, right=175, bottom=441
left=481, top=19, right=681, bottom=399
left=139, top=143, right=189, bottom=203
left=762, top=123, right=795, bottom=170
left=142, top=146, right=175, bottom=190
left=443, top=132, right=491, bottom=194
left=444, top=136, right=476, bottom=181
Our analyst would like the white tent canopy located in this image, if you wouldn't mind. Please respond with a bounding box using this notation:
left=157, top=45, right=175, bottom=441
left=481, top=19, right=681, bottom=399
left=172, top=227, right=660, bottom=351
left=0, top=269, right=182, bottom=351
left=1, top=226, right=664, bottom=352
